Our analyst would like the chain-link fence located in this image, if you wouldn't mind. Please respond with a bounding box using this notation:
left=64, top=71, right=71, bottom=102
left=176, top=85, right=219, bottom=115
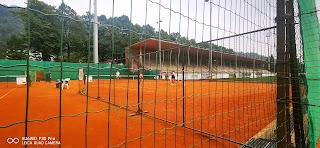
left=0, top=0, right=319, bottom=147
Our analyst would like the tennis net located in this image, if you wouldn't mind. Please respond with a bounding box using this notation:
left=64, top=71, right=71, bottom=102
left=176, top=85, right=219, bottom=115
left=0, top=75, right=27, bottom=88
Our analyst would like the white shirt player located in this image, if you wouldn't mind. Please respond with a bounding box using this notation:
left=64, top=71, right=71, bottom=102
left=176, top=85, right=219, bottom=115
left=116, top=71, right=120, bottom=77
left=139, top=73, right=143, bottom=79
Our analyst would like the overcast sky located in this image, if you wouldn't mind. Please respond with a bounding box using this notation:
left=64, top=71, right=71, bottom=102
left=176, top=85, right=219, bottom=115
left=1, top=0, right=319, bottom=58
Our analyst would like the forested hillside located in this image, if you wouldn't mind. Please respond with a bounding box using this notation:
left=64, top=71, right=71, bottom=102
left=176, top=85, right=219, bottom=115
left=0, top=4, right=23, bottom=59
left=0, top=0, right=270, bottom=64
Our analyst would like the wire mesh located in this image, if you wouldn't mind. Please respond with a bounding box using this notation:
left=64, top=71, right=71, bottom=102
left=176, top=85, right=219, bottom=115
left=0, top=0, right=319, bottom=147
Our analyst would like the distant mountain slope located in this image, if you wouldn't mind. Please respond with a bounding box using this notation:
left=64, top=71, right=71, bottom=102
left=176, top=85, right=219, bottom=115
left=0, top=4, right=23, bottom=49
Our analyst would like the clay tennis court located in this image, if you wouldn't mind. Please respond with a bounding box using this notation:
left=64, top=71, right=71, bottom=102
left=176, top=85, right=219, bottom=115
left=0, top=79, right=276, bottom=148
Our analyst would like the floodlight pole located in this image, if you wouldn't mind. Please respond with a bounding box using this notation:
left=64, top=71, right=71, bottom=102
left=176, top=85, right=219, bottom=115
left=157, top=20, right=162, bottom=72
left=93, top=0, right=98, bottom=64
left=205, top=0, right=213, bottom=77
left=266, top=33, right=271, bottom=71
left=93, top=0, right=101, bottom=100
left=97, top=63, right=101, bottom=99
left=182, top=50, right=185, bottom=127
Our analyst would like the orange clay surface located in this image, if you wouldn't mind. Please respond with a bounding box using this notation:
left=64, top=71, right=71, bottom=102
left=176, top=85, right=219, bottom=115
left=0, top=79, right=276, bottom=148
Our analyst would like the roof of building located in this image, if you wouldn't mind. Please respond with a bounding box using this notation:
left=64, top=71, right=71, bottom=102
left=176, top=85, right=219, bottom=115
left=127, top=38, right=268, bottom=64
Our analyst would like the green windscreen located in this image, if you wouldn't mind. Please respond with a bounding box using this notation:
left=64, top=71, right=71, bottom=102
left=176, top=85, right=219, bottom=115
left=0, top=59, right=158, bottom=81
left=298, top=0, right=320, bottom=147
left=0, top=59, right=133, bottom=80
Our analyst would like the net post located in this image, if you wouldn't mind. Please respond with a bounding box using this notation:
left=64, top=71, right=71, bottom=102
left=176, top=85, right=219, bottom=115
left=130, top=67, right=148, bottom=117
left=97, top=63, right=101, bottom=99
left=77, top=68, right=82, bottom=94
left=276, top=0, right=289, bottom=147
left=287, top=0, right=306, bottom=147
left=182, top=49, right=185, bottom=127
left=24, top=0, right=31, bottom=145
left=283, top=2, right=292, bottom=146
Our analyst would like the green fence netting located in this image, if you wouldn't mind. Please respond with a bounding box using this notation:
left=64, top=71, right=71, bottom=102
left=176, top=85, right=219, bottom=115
left=0, top=59, right=158, bottom=81
left=298, top=0, right=320, bottom=147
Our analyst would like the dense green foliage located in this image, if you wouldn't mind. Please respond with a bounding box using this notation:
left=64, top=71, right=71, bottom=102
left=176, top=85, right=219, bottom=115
left=0, top=4, right=23, bottom=59
left=1, top=0, right=271, bottom=64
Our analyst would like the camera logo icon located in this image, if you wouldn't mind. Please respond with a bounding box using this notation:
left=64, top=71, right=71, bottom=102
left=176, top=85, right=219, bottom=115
left=7, top=138, right=19, bottom=144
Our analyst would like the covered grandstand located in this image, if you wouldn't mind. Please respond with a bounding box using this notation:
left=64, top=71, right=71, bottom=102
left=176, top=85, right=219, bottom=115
left=125, top=38, right=275, bottom=80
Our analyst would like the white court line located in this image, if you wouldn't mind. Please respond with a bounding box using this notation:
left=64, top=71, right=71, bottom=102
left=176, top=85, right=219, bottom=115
left=0, top=87, right=17, bottom=100
left=36, top=95, right=60, bottom=98
left=36, top=93, right=75, bottom=98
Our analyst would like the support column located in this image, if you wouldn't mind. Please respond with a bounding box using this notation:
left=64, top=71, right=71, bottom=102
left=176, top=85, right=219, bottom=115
left=287, top=0, right=305, bottom=147
left=93, top=0, right=98, bottom=63
left=197, top=49, right=199, bottom=67
left=140, top=47, right=142, bottom=68
left=276, top=0, right=289, bottom=147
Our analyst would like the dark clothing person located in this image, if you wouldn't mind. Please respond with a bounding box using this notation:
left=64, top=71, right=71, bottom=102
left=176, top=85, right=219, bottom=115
left=49, top=73, right=52, bottom=83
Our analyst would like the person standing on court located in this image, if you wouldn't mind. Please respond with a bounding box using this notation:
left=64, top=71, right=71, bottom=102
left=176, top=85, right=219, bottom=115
left=83, top=74, right=86, bottom=85
left=116, top=71, right=120, bottom=80
left=49, top=72, right=52, bottom=83
left=139, top=71, right=143, bottom=85
left=171, top=71, right=176, bottom=85
left=28, top=72, right=32, bottom=87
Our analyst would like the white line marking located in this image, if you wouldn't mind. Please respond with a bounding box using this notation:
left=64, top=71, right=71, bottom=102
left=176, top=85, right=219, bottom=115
left=0, top=87, right=17, bottom=100
left=36, top=94, right=66, bottom=98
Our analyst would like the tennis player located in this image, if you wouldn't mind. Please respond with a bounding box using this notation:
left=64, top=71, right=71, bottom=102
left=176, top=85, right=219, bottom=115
left=116, top=71, right=120, bottom=80
left=139, top=71, right=143, bottom=84
left=28, top=75, right=32, bottom=87
left=49, top=72, right=52, bottom=83
left=171, top=71, right=176, bottom=85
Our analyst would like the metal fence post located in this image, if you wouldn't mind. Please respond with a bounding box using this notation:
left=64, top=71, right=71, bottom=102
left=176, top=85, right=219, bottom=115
left=276, top=0, right=289, bottom=147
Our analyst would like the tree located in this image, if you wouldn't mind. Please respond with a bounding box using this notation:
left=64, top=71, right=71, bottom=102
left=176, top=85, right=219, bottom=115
left=189, top=39, right=196, bottom=45
left=0, top=48, right=5, bottom=59
left=98, top=26, right=111, bottom=62
left=6, top=34, right=27, bottom=60
left=159, top=29, right=169, bottom=40
left=3, top=0, right=247, bottom=63
left=11, top=0, right=61, bottom=61
left=0, top=5, right=23, bottom=59
left=58, top=3, right=88, bottom=62
left=142, top=24, right=156, bottom=37
left=169, top=32, right=181, bottom=42
left=98, top=15, right=107, bottom=22
left=97, top=15, right=155, bottom=63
